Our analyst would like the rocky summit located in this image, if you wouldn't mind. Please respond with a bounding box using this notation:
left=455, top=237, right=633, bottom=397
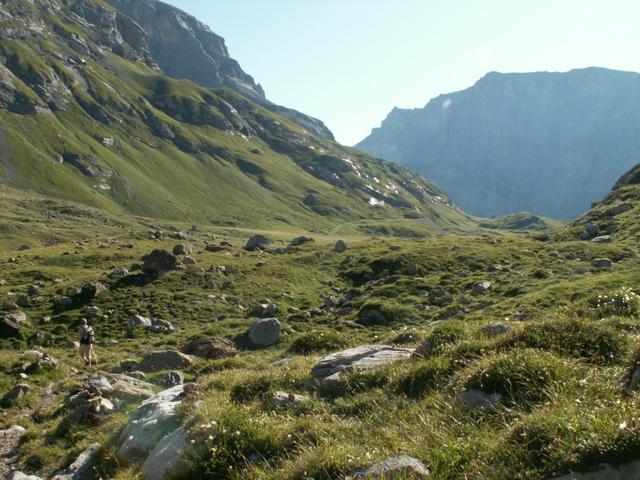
left=358, top=68, right=640, bottom=220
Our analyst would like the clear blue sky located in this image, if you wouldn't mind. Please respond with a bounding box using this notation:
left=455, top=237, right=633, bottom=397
left=165, top=0, right=640, bottom=146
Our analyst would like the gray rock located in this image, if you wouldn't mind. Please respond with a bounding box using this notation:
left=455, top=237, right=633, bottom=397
left=324, top=296, right=339, bottom=308
left=404, top=262, right=419, bottom=275
left=140, top=426, right=189, bottom=480
left=51, top=443, right=102, bottom=480
left=248, top=318, right=281, bottom=347
left=270, top=391, right=309, bottom=410
left=308, top=345, right=413, bottom=390
left=109, top=266, right=129, bottom=277
left=85, top=306, right=100, bottom=319
left=136, top=351, right=194, bottom=373
left=181, top=256, right=196, bottom=265
left=426, top=288, right=454, bottom=307
left=4, top=472, right=43, bottom=480
left=1, top=384, right=30, bottom=405
left=0, top=317, right=22, bottom=339
left=471, top=281, right=491, bottom=295
left=334, top=240, right=347, bottom=253
left=245, top=234, right=269, bottom=251
left=290, top=236, right=314, bottom=246
left=117, top=384, right=188, bottom=463
left=149, top=318, right=176, bottom=334
left=5, top=312, right=26, bottom=324
left=156, top=371, right=184, bottom=387
left=129, top=314, right=152, bottom=329
left=604, top=203, right=633, bottom=217
left=591, top=235, right=612, bottom=244
left=548, top=460, right=640, bottom=480
left=350, top=455, right=430, bottom=479
left=80, top=282, right=107, bottom=299
left=628, top=368, right=640, bottom=391
left=181, top=337, right=238, bottom=359
left=172, top=244, right=192, bottom=256
left=141, top=249, right=178, bottom=276
left=455, top=389, right=502, bottom=411
left=481, top=324, right=510, bottom=336
left=250, top=302, right=277, bottom=318
left=591, top=258, right=613, bottom=268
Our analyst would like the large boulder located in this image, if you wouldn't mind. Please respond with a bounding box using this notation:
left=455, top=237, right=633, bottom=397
left=74, top=374, right=155, bottom=402
left=136, top=351, right=194, bottom=373
left=350, top=455, right=430, bottom=479
left=248, top=318, right=281, bottom=347
left=549, top=460, right=640, bottom=480
left=80, top=282, right=107, bottom=300
left=308, top=345, right=413, bottom=390
left=181, top=337, right=238, bottom=360
left=4, top=472, right=43, bottom=480
left=117, top=384, right=189, bottom=463
left=129, top=314, right=152, bottom=329
left=141, top=250, right=178, bottom=276
left=172, top=244, right=192, bottom=256
left=140, top=426, right=189, bottom=480
left=51, top=443, right=102, bottom=480
left=245, top=234, right=269, bottom=251
left=0, top=317, right=22, bottom=339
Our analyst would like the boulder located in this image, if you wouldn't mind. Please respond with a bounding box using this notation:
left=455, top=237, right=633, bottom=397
left=549, top=460, right=640, bottom=480
left=481, top=324, right=510, bottom=336
left=471, top=281, right=491, bottom=296
left=250, top=302, right=277, bottom=318
left=51, top=443, right=102, bottom=480
left=117, top=384, right=189, bottom=463
left=140, top=426, right=189, bottom=480
left=591, top=258, right=613, bottom=268
left=591, top=235, right=612, bottom=244
left=290, top=236, right=314, bottom=246
left=604, top=203, right=633, bottom=217
left=454, top=389, right=502, bottom=411
left=77, top=374, right=154, bottom=402
left=350, top=455, right=430, bottom=479
left=172, top=244, right=192, bottom=256
left=1, top=384, right=30, bottom=406
left=149, top=319, right=176, bottom=334
left=4, top=472, right=43, bottom=480
left=136, top=351, right=194, bottom=373
left=181, top=337, right=238, bottom=360
left=156, top=371, right=184, bottom=388
left=182, top=256, right=197, bottom=265
left=129, top=314, right=152, bottom=329
left=0, top=317, right=22, bottom=339
left=5, top=312, right=26, bottom=324
left=426, top=288, right=454, bottom=307
left=308, top=345, right=413, bottom=390
left=248, top=318, right=281, bottom=347
left=141, top=250, right=178, bottom=276
left=334, top=240, right=347, bottom=253
left=245, top=234, right=269, bottom=251
left=270, top=391, right=310, bottom=411
left=80, top=282, right=107, bottom=300
left=404, top=262, right=419, bottom=275
left=109, top=267, right=129, bottom=278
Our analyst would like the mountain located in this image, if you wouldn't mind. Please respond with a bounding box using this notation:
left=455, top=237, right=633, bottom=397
left=357, top=67, right=640, bottom=220
left=105, top=0, right=334, bottom=140
left=0, top=0, right=472, bottom=234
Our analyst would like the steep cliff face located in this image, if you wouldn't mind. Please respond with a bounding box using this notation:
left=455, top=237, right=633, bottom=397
left=358, top=68, right=640, bottom=220
left=106, top=0, right=334, bottom=140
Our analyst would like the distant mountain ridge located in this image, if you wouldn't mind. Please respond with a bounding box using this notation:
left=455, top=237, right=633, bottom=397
left=106, top=0, right=334, bottom=140
left=357, top=67, right=640, bottom=219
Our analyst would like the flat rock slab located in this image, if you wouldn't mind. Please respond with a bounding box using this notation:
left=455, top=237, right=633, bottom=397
left=0, top=426, right=26, bottom=477
left=309, top=345, right=413, bottom=389
left=349, top=455, right=430, bottom=479
left=117, top=384, right=188, bottom=463
left=51, top=443, right=102, bottom=480
left=549, top=460, right=640, bottom=480
left=141, top=426, right=188, bottom=480
left=83, top=374, right=155, bottom=401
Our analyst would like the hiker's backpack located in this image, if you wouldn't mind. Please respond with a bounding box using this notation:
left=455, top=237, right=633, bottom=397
left=83, top=326, right=95, bottom=344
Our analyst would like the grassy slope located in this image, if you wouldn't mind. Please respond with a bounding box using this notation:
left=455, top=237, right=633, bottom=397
left=0, top=2, right=473, bottom=235
left=0, top=184, right=639, bottom=479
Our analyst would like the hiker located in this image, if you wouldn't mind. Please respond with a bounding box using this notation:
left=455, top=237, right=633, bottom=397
left=79, top=318, right=96, bottom=366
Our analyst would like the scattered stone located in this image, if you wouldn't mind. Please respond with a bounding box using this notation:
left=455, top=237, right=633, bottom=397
left=149, top=318, right=177, bottom=334
left=404, top=262, right=419, bottom=275
left=334, top=240, right=347, bottom=253
left=0, top=279, right=5, bottom=286
left=308, top=345, right=413, bottom=390
left=27, top=285, right=40, bottom=296
left=136, top=351, right=194, bottom=373
left=455, top=389, right=502, bottom=411
left=169, top=231, right=188, bottom=240
left=291, top=236, right=314, bottom=247
left=591, top=258, right=613, bottom=268
left=0, top=425, right=27, bottom=477
left=127, top=371, right=147, bottom=381
left=85, top=306, right=100, bottom=319
left=271, top=358, right=291, bottom=368
left=117, top=384, right=190, bottom=463
left=182, top=256, right=197, bottom=265
left=2, top=301, right=18, bottom=311
left=604, top=203, right=633, bottom=217
left=4, top=472, right=42, bottom=480
left=249, top=318, right=281, bottom=347
left=471, top=281, right=491, bottom=296
left=549, top=460, right=640, bottom=480
left=181, top=337, right=238, bottom=359
left=0, top=318, right=22, bottom=339
left=16, top=245, right=30, bottom=252
left=245, top=234, right=269, bottom=251
left=481, top=324, right=511, bottom=336
left=109, top=267, right=129, bottom=278
left=15, top=295, right=29, bottom=308
left=250, top=302, right=277, bottom=318
left=426, top=288, right=454, bottom=307
left=140, top=426, right=189, bottom=480
left=141, top=249, right=178, bottom=276
left=51, top=443, right=102, bottom=480
left=129, top=314, right=152, bottom=329
left=270, top=391, right=310, bottom=410
left=23, top=353, right=58, bottom=374
left=591, top=235, right=612, bottom=244
left=156, top=371, right=184, bottom=387
left=56, top=296, right=73, bottom=309
left=5, top=312, right=26, bottom=324
left=1, top=384, right=30, bottom=406
left=324, top=296, right=339, bottom=308
left=80, top=282, right=107, bottom=300
left=350, top=455, right=430, bottom=479
left=172, top=244, right=192, bottom=256
left=357, top=307, right=389, bottom=326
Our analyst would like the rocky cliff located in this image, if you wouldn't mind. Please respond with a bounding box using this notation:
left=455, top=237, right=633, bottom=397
left=358, top=68, right=640, bottom=219
left=106, top=0, right=334, bottom=139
